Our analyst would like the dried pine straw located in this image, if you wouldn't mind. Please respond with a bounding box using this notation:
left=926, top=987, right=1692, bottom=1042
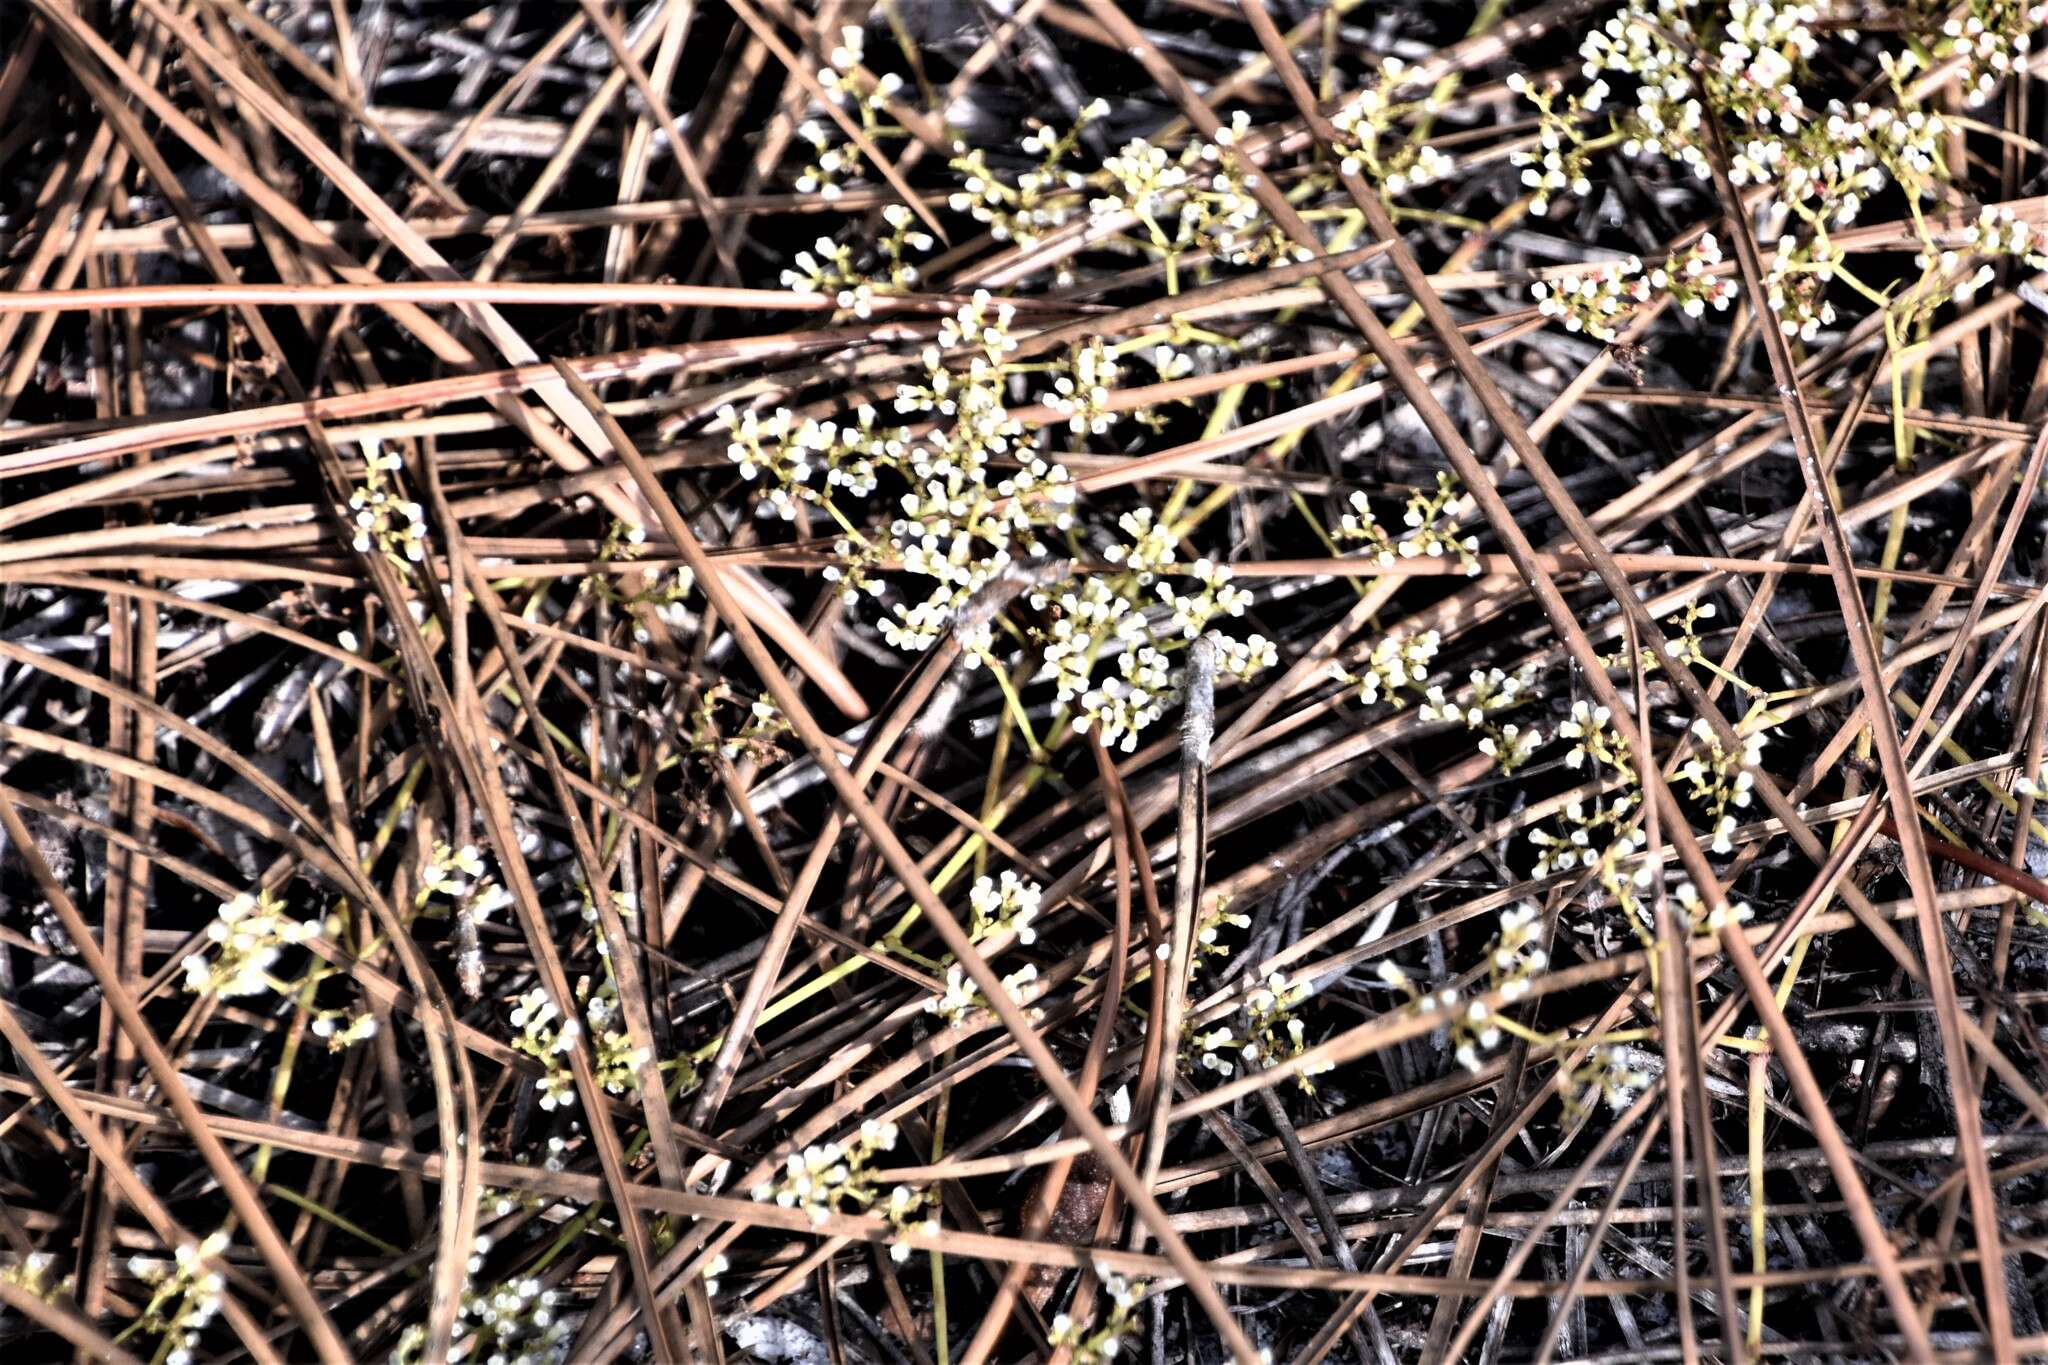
left=2, top=0, right=2048, bottom=1362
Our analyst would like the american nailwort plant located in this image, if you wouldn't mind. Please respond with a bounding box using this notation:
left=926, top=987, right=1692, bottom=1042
left=8, top=0, right=2048, bottom=1361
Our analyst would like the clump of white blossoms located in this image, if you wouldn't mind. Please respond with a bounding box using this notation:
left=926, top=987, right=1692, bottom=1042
left=0, top=1251, right=64, bottom=1301
left=1961, top=203, right=2048, bottom=267
left=720, top=405, right=818, bottom=523
left=1237, top=971, right=1332, bottom=1092
left=751, top=1119, right=937, bottom=1260
left=1764, top=234, right=1842, bottom=341
left=924, top=961, right=1041, bottom=1026
left=793, top=26, right=906, bottom=201
left=1531, top=235, right=1737, bottom=342
left=1385, top=903, right=1550, bottom=1074
left=127, top=1231, right=228, bottom=1365
left=717, top=295, right=1078, bottom=658
left=1558, top=0, right=1970, bottom=339
left=1939, top=0, right=2047, bottom=105
left=1508, top=72, right=1612, bottom=215
left=1093, top=135, right=1194, bottom=221
left=951, top=97, right=1298, bottom=267
left=1026, top=513, right=1271, bottom=754
left=394, top=1236, right=572, bottom=1365
left=1672, top=877, right=1755, bottom=935
left=1420, top=665, right=1545, bottom=774
left=1596, top=844, right=1755, bottom=947
left=577, top=973, right=650, bottom=1097
left=507, top=987, right=580, bottom=1111
left=181, top=888, right=323, bottom=999
left=1337, top=471, right=1482, bottom=572
left=589, top=519, right=696, bottom=633
left=1193, top=964, right=1327, bottom=1086
left=1530, top=792, right=1647, bottom=878
left=778, top=204, right=934, bottom=318
left=714, top=695, right=789, bottom=761
left=1676, top=718, right=1767, bottom=854
left=1335, top=629, right=1442, bottom=708
left=1574, top=1043, right=1656, bottom=1114
left=308, top=1008, right=378, bottom=1051
left=1196, top=896, right=1252, bottom=959
left=1328, top=57, right=1456, bottom=194
left=1581, top=0, right=1816, bottom=161
left=1046, top=337, right=1121, bottom=435
left=968, top=870, right=1042, bottom=944
left=1049, top=1275, right=1147, bottom=1364
left=347, top=439, right=426, bottom=570
left=949, top=99, right=1104, bottom=246
left=1558, top=700, right=1633, bottom=777
left=418, top=839, right=512, bottom=999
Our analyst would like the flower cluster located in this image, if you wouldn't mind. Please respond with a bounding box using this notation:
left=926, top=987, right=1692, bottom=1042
left=1195, top=896, right=1252, bottom=960
left=127, top=1231, right=228, bottom=1365
left=948, top=100, right=1104, bottom=246
left=1962, top=203, right=2048, bottom=267
left=1582, top=0, right=1815, bottom=162
left=779, top=204, right=935, bottom=317
left=591, top=519, right=695, bottom=628
left=1782, top=95, right=1946, bottom=228
left=309, top=1009, right=379, bottom=1051
left=967, top=870, right=1043, bottom=944
left=1328, top=58, right=1456, bottom=195
left=1049, top=1275, right=1146, bottom=1364
left=720, top=405, right=821, bottom=522
left=952, top=100, right=1299, bottom=267
left=577, top=973, right=650, bottom=1097
left=722, top=696, right=789, bottom=761
left=1559, top=701, right=1633, bottom=777
left=1337, top=472, right=1482, bottom=572
left=181, top=889, right=323, bottom=999
left=1532, top=236, right=1736, bottom=342
left=1337, top=630, right=1442, bottom=708
left=1046, top=338, right=1121, bottom=435
left=394, top=1242, right=571, bottom=1365
left=1676, top=718, right=1766, bottom=854
left=924, top=961, right=1040, bottom=1026
left=1596, top=852, right=1755, bottom=947
left=1767, top=233, right=1846, bottom=340
left=1559, top=0, right=1970, bottom=338
left=1242, top=971, right=1324, bottom=1084
left=348, top=440, right=426, bottom=570
left=1391, top=903, right=1549, bottom=1074
left=1611, top=600, right=1748, bottom=694
left=875, top=319, right=1076, bottom=650
left=684, top=681, right=790, bottom=772
left=751, top=1119, right=938, bottom=1260
left=1940, top=0, right=2046, bottom=105
left=0, top=1252, right=63, bottom=1301
left=1530, top=792, right=1647, bottom=878
left=1568, top=1043, right=1655, bottom=1114
left=792, top=27, right=906, bottom=201
left=1032, top=546, right=1269, bottom=754
left=721, top=402, right=901, bottom=527
left=1193, top=971, right=1331, bottom=1091
left=1377, top=960, right=1477, bottom=1066
left=507, top=988, right=580, bottom=1111
left=1420, top=666, right=1545, bottom=773
left=1157, top=559, right=1255, bottom=640
left=418, top=840, right=512, bottom=999
left=1509, top=73, right=1612, bottom=215
left=1672, top=877, right=1755, bottom=934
